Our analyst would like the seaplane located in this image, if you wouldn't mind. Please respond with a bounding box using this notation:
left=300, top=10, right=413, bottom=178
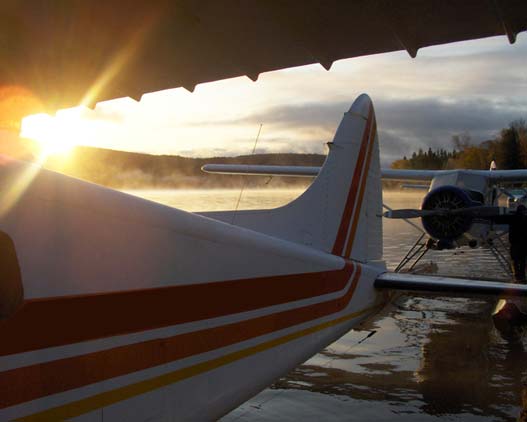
left=2, top=1, right=527, bottom=421
left=3, top=94, right=527, bottom=421
left=203, top=155, right=527, bottom=275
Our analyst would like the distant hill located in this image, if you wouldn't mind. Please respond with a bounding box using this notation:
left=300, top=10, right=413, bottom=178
left=44, top=146, right=326, bottom=188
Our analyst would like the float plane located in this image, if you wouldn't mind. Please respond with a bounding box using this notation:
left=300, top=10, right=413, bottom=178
left=204, top=154, right=527, bottom=273
left=2, top=2, right=527, bottom=419
left=3, top=95, right=527, bottom=421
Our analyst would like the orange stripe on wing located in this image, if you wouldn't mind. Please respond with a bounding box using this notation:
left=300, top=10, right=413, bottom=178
left=344, top=115, right=377, bottom=258
left=331, top=105, right=373, bottom=256
left=0, top=264, right=359, bottom=410
left=18, top=277, right=380, bottom=422
left=0, top=265, right=353, bottom=357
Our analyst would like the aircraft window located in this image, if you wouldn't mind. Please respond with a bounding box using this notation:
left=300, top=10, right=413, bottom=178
left=0, top=230, right=23, bottom=319
left=457, top=172, right=487, bottom=192
left=430, top=172, right=457, bottom=190
left=466, top=190, right=484, bottom=204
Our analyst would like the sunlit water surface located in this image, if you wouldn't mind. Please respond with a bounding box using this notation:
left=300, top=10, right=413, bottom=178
left=126, top=188, right=525, bottom=421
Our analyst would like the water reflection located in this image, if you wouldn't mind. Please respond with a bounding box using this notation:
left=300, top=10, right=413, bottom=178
left=227, top=296, right=526, bottom=421
left=126, top=188, right=525, bottom=421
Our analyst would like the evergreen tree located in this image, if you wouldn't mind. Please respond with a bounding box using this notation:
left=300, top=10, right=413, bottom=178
left=497, top=123, right=521, bottom=169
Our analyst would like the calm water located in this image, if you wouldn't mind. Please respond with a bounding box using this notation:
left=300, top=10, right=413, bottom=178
left=126, top=188, right=525, bottom=421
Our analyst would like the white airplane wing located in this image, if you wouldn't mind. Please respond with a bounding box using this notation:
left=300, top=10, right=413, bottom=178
left=203, top=165, right=527, bottom=184
left=486, top=170, right=527, bottom=182
left=380, top=169, right=442, bottom=181
left=375, top=272, right=527, bottom=297
left=202, top=164, right=441, bottom=181
left=2, top=1, right=526, bottom=110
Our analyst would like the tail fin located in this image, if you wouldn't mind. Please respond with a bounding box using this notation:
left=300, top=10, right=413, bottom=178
left=202, top=94, right=383, bottom=262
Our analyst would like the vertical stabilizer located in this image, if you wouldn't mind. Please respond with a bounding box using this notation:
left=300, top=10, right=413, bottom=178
left=202, top=94, right=383, bottom=263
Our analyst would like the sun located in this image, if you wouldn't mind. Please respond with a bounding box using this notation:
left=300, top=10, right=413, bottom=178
left=20, top=113, right=79, bottom=158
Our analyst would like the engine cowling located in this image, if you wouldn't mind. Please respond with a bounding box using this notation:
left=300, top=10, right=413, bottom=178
left=421, top=186, right=479, bottom=241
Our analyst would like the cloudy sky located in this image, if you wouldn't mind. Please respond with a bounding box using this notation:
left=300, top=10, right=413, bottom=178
left=22, top=32, right=527, bottom=166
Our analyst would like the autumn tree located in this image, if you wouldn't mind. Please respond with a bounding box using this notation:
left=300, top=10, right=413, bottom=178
left=394, top=122, right=527, bottom=171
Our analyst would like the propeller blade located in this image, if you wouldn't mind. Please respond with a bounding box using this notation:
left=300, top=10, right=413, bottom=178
left=449, top=206, right=510, bottom=218
left=383, top=206, right=511, bottom=220
left=383, top=209, right=444, bottom=219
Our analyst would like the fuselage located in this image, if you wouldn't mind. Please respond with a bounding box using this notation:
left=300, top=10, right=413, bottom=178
left=1, top=94, right=390, bottom=420
left=0, top=159, right=387, bottom=421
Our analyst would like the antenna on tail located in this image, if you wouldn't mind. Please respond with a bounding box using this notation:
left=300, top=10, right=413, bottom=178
left=231, top=124, right=263, bottom=225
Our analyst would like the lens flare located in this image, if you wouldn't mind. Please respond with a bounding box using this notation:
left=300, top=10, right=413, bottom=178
left=20, top=113, right=78, bottom=158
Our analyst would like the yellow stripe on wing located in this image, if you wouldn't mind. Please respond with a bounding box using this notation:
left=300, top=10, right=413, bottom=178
left=17, top=303, right=381, bottom=422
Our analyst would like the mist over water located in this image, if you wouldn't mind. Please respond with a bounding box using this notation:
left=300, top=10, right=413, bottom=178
left=123, top=188, right=304, bottom=212
left=127, top=189, right=525, bottom=421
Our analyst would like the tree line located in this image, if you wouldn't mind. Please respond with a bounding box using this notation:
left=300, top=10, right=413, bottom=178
left=43, top=146, right=325, bottom=189
left=391, top=120, right=527, bottom=170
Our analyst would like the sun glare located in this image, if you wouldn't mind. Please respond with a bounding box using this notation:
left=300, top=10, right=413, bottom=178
left=20, top=113, right=79, bottom=158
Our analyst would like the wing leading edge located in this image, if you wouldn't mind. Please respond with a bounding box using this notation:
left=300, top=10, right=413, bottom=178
left=203, top=165, right=527, bottom=184
left=202, top=164, right=441, bottom=181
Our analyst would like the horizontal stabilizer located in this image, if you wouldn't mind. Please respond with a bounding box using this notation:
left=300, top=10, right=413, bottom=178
left=375, top=272, right=527, bottom=298
left=201, top=164, right=319, bottom=177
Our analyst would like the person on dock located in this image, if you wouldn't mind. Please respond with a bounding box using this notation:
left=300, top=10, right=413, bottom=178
left=508, top=205, right=527, bottom=283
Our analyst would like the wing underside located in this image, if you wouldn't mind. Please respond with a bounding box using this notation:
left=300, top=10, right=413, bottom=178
left=2, top=0, right=527, bottom=110
left=375, top=272, right=527, bottom=297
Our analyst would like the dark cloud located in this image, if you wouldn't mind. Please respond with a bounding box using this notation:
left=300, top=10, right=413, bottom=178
left=238, top=102, right=347, bottom=132
left=188, top=102, right=348, bottom=131
left=376, top=97, right=527, bottom=164
left=377, top=130, right=417, bottom=167
left=387, top=41, right=527, bottom=96
left=377, top=98, right=524, bottom=136
left=213, top=97, right=527, bottom=165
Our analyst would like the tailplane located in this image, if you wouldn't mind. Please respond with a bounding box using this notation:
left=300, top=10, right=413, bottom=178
left=201, top=94, right=383, bottom=263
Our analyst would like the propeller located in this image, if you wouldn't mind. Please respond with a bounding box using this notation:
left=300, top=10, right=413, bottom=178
left=383, top=209, right=444, bottom=219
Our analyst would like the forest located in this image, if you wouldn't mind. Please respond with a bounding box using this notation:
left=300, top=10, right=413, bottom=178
left=43, top=147, right=325, bottom=189
left=391, top=120, right=527, bottom=171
